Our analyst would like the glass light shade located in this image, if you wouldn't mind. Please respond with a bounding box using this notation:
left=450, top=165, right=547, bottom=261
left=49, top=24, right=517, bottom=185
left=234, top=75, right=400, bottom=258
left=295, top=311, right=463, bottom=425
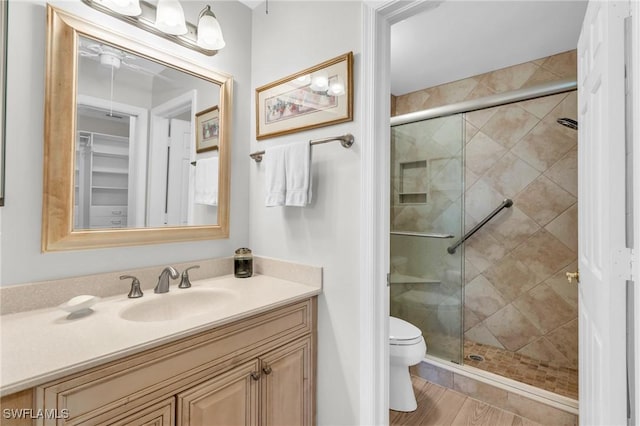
left=155, top=0, right=188, bottom=35
left=197, top=7, right=225, bottom=50
left=327, top=76, right=345, bottom=96
left=99, top=0, right=141, bottom=16
left=296, top=74, right=311, bottom=86
left=310, top=71, right=329, bottom=92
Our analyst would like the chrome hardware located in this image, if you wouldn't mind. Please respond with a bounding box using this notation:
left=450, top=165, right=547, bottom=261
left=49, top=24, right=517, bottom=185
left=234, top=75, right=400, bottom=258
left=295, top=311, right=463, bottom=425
left=262, top=365, right=272, bottom=375
left=566, top=271, right=580, bottom=284
left=154, top=266, right=179, bottom=293
left=391, top=231, right=454, bottom=239
left=179, top=265, right=200, bottom=289
left=249, top=134, right=354, bottom=162
left=250, top=371, right=261, bottom=381
left=120, top=275, right=143, bottom=298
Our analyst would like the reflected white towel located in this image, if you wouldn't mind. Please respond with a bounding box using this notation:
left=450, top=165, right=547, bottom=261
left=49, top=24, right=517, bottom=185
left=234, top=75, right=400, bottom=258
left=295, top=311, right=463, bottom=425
left=194, top=156, right=218, bottom=206
left=265, top=145, right=287, bottom=207
left=284, top=141, right=312, bottom=206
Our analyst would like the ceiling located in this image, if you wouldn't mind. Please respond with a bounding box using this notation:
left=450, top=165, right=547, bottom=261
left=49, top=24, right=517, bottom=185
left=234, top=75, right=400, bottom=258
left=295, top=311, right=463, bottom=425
left=390, top=0, right=588, bottom=96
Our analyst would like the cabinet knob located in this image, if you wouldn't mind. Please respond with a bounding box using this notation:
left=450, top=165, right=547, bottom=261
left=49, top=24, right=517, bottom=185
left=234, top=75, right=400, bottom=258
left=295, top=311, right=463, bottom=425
left=250, top=371, right=261, bottom=381
left=262, top=365, right=272, bottom=375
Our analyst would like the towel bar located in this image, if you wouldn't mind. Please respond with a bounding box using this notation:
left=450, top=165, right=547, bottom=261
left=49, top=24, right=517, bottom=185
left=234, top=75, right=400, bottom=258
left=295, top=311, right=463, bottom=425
left=249, top=134, right=354, bottom=162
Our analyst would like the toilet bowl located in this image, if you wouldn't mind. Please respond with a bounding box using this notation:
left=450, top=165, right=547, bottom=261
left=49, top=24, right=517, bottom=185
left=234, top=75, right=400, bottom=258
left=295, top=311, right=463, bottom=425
left=389, top=316, right=427, bottom=412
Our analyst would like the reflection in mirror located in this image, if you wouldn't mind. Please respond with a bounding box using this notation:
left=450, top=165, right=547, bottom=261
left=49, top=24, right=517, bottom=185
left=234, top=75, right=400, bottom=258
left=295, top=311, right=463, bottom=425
left=75, top=35, right=220, bottom=230
left=42, top=5, right=231, bottom=251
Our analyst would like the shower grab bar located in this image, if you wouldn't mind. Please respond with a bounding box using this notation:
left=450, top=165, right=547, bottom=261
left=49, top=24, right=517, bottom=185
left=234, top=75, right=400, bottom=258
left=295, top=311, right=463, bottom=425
left=390, top=231, right=454, bottom=239
left=447, top=198, right=513, bottom=254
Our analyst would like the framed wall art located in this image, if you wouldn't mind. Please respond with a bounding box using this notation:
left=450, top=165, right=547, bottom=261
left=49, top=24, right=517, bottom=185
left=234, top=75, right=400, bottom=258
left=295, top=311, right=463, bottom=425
left=196, top=105, right=220, bottom=153
left=255, top=51, right=353, bottom=140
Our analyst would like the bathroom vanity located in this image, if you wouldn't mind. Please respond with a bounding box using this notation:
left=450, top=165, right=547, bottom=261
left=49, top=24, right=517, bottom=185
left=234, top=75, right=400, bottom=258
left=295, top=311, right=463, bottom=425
left=0, top=272, right=319, bottom=425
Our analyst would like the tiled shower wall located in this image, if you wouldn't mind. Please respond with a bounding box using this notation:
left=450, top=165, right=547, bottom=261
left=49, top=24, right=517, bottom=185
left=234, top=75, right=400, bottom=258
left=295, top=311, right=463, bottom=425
left=392, top=50, right=578, bottom=370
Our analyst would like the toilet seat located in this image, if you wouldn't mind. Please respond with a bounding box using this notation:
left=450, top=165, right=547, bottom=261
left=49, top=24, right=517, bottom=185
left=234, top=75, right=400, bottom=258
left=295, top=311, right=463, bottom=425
left=390, top=316, right=422, bottom=346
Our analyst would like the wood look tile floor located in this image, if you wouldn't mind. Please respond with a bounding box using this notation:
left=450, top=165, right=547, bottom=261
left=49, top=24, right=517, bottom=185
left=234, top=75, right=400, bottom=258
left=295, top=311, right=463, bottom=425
left=390, top=376, right=544, bottom=426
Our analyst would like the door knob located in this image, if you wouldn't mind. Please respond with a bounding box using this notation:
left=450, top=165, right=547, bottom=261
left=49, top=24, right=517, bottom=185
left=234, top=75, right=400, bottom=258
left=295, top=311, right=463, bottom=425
left=566, top=271, right=579, bottom=284
left=262, top=365, right=272, bottom=375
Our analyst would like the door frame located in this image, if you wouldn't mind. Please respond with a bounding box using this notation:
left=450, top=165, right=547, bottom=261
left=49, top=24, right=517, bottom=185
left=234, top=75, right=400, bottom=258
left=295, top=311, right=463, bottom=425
left=360, top=1, right=443, bottom=424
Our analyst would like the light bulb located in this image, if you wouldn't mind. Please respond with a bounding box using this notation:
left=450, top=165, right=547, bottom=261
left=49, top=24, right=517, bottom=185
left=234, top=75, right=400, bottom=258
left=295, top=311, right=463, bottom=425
left=197, top=6, right=225, bottom=50
left=99, top=0, right=141, bottom=16
left=156, top=0, right=188, bottom=35
left=310, top=71, right=329, bottom=92
left=296, top=74, right=311, bottom=86
left=328, top=76, right=345, bottom=96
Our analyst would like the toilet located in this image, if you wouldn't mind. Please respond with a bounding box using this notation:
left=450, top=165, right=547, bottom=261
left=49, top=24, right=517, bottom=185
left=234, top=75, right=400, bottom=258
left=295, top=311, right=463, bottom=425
left=389, top=316, right=427, bottom=412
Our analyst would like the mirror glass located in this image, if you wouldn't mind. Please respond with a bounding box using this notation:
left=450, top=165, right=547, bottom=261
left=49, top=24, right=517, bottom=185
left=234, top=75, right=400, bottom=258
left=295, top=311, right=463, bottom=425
left=75, top=35, right=220, bottom=229
left=42, top=6, right=231, bottom=251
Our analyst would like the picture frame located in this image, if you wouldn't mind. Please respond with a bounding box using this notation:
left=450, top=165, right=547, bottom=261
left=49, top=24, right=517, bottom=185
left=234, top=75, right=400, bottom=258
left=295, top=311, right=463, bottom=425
left=195, top=105, right=220, bottom=153
left=255, top=51, right=353, bottom=140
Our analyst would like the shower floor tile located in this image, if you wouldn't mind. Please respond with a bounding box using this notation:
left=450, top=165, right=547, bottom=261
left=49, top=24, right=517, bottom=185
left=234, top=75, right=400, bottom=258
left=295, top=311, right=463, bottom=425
left=464, top=340, right=578, bottom=400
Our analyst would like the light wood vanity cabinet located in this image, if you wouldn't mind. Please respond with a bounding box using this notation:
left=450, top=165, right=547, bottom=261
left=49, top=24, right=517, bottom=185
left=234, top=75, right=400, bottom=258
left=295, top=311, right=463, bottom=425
left=8, top=298, right=316, bottom=426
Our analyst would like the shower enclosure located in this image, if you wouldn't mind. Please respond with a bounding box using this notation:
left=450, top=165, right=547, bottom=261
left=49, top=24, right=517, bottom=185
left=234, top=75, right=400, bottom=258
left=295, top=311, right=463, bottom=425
left=390, top=81, right=579, bottom=400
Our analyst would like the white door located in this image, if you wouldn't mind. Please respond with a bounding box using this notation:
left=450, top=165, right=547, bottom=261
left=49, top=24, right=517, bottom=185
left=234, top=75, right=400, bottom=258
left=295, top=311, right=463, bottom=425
left=577, top=1, right=630, bottom=424
left=166, top=118, right=192, bottom=225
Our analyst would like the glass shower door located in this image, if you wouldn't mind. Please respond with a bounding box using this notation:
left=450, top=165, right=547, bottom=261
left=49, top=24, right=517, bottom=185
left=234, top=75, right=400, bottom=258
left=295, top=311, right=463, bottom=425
left=390, top=114, right=465, bottom=363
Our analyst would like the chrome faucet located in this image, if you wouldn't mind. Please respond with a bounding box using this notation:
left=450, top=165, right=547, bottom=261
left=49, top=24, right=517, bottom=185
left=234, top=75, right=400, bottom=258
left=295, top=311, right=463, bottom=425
left=154, top=266, right=179, bottom=293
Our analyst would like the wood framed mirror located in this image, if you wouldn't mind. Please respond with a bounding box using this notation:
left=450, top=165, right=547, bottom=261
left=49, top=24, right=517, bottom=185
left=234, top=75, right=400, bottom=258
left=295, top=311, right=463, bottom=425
left=42, top=5, right=232, bottom=251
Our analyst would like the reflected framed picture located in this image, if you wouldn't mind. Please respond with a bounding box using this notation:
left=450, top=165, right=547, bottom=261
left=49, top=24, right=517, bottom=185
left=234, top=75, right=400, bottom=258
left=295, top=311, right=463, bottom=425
left=255, top=52, right=353, bottom=140
left=195, top=105, right=219, bottom=153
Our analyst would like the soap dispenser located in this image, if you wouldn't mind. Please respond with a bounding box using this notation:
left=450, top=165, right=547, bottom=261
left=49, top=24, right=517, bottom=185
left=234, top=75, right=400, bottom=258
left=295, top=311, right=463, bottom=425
left=234, top=248, right=253, bottom=278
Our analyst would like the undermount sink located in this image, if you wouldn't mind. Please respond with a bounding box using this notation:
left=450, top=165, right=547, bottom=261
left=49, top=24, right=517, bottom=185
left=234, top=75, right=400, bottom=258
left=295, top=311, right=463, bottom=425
left=120, top=288, right=238, bottom=322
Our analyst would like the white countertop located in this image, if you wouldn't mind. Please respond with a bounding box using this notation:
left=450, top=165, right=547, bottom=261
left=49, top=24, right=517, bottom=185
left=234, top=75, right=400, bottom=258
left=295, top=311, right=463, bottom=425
left=0, top=274, right=321, bottom=396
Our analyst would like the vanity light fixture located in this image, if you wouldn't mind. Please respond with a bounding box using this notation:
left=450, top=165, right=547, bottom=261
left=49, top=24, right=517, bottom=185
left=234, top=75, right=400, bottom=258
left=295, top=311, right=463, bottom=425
left=81, top=0, right=225, bottom=56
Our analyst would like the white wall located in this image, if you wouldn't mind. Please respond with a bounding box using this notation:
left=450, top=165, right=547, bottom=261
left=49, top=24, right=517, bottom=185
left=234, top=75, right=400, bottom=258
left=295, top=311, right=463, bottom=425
left=249, top=2, right=362, bottom=424
left=1, top=0, right=252, bottom=285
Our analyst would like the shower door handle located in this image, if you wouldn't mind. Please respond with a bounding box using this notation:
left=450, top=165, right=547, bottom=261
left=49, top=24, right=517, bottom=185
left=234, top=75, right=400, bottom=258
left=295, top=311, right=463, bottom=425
left=390, top=231, right=454, bottom=239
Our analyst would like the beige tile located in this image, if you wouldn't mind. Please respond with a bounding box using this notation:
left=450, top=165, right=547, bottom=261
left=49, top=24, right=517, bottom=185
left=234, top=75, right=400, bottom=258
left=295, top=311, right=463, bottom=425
left=523, top=66, right=567, bottom=87
left=513, top=283, right=577, bottom=334
left=465, top=275, right=507, bottom=320
left=483, top=152, right=541, bottom=197
left=465, top=120, right=479, bottom=144
left=545, top=147, right=578, bottom=197
left=545, top=203, right=578, bottom=252
left=510, top=229, right=576, bottom=283
left=464, top=258, right=480, bottom=284
left=481, top=104, right=540, bottom=149
left=484, top=305, right=541, bottom=351
left=519, top=92, right=568, bottom=119
left=480, top=61, right=539, bottom=92
left=545, top=260, right=579, bottom=309
left=464, top=306, right=482, bottom=331
left=465, top=178, right=506, bottom=223
left=483, top=254, right=541, bottom=303
left=514, top=174, right=577, bottom=226
left=517, top=337, right=571, bottom=366
left=505, top=392, right=578, bottom=425
left=463, top=80, right=496, bottom=102
left=546, top=318, right=579, bottom=367
left=465, top=131, right=507, bottom=176
left=465, top=229, right=508, bottom=273
left=423, top=77, right=479, bottom=109
left=453, top=373, right=509, bottom=408
left=541, top=50, right=578, bottom=78
left=464, top=166, right=480, bottom=191
left=512, top=119, right=576, bottom=172
left=485, top=206, right=541, bottom=251
left=547, top=91, right=578, bottom=133
left=466, top=106, right=499, bottom=129
left=465, top=323, right=505, bottom=349
left=410, top=361, right=454, bottom=388
left=390, top=94, right=397, bottom=117
left=394, top=89, right=430, bottom=116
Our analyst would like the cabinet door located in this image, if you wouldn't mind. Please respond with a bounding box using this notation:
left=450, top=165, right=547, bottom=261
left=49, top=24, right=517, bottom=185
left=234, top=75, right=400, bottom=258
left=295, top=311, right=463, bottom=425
left=105, top=398, right=175, bottom=426
left=260, top=337, right=314, bottom=426
left=177, top=360, right=260, bottom=426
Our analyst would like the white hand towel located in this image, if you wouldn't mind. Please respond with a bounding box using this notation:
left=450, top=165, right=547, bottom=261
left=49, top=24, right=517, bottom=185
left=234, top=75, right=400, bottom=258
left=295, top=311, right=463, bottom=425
left=284, top=141, right=312, bottom=206
left=264, top=144, right=287, bottom=207
left=194, top=156, right=218, bottom=206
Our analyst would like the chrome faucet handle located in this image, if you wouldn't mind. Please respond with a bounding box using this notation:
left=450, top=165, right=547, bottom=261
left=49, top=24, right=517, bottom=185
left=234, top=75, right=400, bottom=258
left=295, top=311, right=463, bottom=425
left=120, top=275, right=143, bottom=298
left=179, top=265, right=200, bottom=289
